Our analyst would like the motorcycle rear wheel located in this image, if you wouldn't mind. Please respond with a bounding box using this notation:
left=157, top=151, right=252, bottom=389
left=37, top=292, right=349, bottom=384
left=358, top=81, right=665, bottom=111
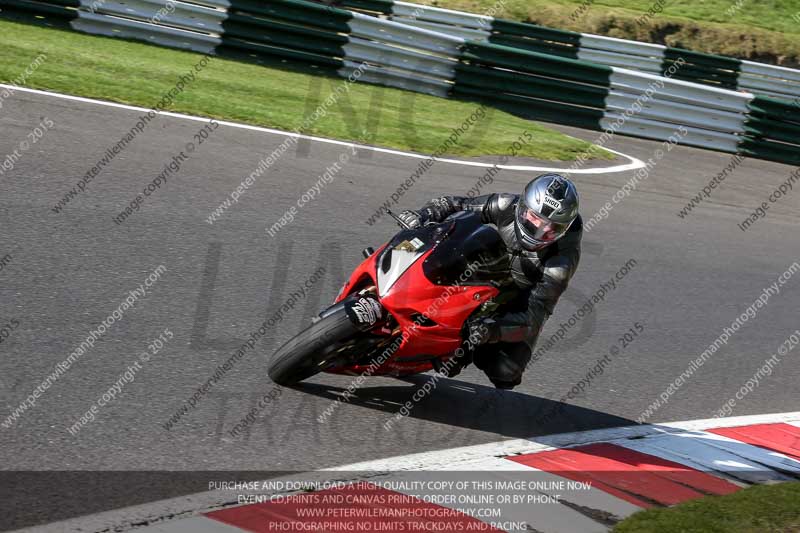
left=267, top=305, right=361, bottom=386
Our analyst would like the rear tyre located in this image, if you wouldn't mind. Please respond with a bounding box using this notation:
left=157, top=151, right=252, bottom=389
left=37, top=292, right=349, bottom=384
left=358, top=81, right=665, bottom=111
left=267, top=305, right=360, bottom=386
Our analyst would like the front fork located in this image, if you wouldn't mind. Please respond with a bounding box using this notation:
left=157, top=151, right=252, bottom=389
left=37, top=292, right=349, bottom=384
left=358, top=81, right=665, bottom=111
left=342, top=292, right=387, bottom=331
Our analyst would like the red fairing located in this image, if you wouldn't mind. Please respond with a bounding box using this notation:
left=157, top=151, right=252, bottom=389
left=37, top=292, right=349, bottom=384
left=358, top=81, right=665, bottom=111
left=330, top=245, right=498, bottom=377
left=333, top=244, right=387, bottom=305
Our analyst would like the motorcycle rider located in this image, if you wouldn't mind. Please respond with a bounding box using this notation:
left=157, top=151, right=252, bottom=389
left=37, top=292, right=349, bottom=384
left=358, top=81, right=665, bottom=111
left=397, top=173, right=581, bottom=390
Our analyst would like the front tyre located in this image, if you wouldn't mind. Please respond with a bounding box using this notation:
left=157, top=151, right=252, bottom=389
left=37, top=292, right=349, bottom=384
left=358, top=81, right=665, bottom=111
left=267, top=304, right=360, bottom=386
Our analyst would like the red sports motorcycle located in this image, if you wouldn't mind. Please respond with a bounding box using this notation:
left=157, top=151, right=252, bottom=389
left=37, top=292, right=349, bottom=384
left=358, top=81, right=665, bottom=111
left=267, top=211, right=515, bottom=386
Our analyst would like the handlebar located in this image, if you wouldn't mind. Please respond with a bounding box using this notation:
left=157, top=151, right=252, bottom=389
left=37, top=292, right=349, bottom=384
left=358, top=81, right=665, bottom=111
left=386, top=209, right=412, bottom=230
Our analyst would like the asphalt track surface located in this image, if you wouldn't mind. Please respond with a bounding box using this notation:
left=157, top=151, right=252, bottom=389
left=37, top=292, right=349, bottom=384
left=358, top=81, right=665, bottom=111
left=1, top=88, right=799, bottom=530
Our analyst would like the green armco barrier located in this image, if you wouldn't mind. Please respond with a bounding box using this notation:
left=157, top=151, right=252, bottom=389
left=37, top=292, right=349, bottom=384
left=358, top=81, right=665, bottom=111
left=488, top=20, right=580, bottom=60
left=216, top=38, right=345, bottom=69
left=0, top=0, right=77, bottom=15
left=0, top=0, right=76, bottom=29
left=665, top=48, right=741, bottom=70
left=739, top=137, right=800, bottom=166
left=487, top=34, right=578, bottom=59
left=332, top=0, right=392, bottom=14
left=452, top=84, right=604, bottom=130
left=490, top=18, right=581, bottom=46
left=745, top=112, right=800, bottom=133
left=223, top=13, right=346, bottom=58
left=4, top=0, right=78, bottom=7
left=744, top=126, right=800, bottom=146
left=25, top=0, right=77, bottom=7
left=663, top=48, right=740, bottom=88
left=747, top=95, right=800, bottom=123
left=665, top=67, right=739, bottom=85
left=227, top=0, right=352, bottom=32
left=744, top=115, right=800, bottom=145
left=462, top=41, right=612, bottom=86
left=663, top=63, right=739, bottom=89
left=455, top=63, right=607, bottom=108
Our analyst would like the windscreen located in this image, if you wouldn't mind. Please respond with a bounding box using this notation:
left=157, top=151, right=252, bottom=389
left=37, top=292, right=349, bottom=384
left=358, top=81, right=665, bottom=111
left=422, top=212, right=511, bottom=287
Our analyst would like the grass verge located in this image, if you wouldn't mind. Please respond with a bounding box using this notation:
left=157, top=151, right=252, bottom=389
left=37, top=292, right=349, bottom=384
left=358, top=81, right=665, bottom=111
left=430, top=0, right=800, bottom=67
left=0, top=19, right=612, bottom=162
left=613, top=482, right=800, bottom=533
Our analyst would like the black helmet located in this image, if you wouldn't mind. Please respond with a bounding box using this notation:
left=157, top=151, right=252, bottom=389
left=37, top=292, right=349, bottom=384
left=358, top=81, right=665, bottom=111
left=515, top=174, right=579, bottom=251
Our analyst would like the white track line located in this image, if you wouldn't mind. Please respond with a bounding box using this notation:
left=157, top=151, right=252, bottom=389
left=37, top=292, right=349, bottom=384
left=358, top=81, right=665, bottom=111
left=329, top=411, right=800, bottom=471
left=12, top=411, right=800, bottom=533
left=0, top=84, right=646, bottom=174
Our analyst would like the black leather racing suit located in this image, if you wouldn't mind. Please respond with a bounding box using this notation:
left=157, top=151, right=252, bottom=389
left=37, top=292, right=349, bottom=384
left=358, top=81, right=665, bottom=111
left=415, top=194, right=581, bottom=389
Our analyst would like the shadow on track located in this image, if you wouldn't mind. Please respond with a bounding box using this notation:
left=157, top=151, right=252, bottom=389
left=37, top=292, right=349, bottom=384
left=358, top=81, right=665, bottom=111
left=293, top=372, right=636, bottom=440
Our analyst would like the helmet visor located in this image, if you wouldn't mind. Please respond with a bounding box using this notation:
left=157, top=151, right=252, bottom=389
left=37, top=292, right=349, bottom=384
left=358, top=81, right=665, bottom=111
left=519, top=207, right=570, bottom=244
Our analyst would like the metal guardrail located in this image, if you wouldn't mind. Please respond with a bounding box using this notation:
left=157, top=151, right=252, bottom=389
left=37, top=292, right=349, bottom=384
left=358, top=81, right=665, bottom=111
left=329, top=0, right=800, bottom=164
left=338, top=0, right=800, bottom=104
left=85, top=0, right=226, bottom=32
left=1, top=0, right=798, bottom=165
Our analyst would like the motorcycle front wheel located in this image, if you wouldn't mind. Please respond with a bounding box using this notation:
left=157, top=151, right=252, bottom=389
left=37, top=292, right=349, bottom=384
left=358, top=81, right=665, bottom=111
left=267, top=303, right=361, bottom=386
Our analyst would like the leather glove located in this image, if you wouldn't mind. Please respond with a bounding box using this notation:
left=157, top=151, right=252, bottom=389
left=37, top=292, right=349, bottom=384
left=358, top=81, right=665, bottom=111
left=397, top=210, right=423, bottom=229
left=466, top=318, right=499, bottom=347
